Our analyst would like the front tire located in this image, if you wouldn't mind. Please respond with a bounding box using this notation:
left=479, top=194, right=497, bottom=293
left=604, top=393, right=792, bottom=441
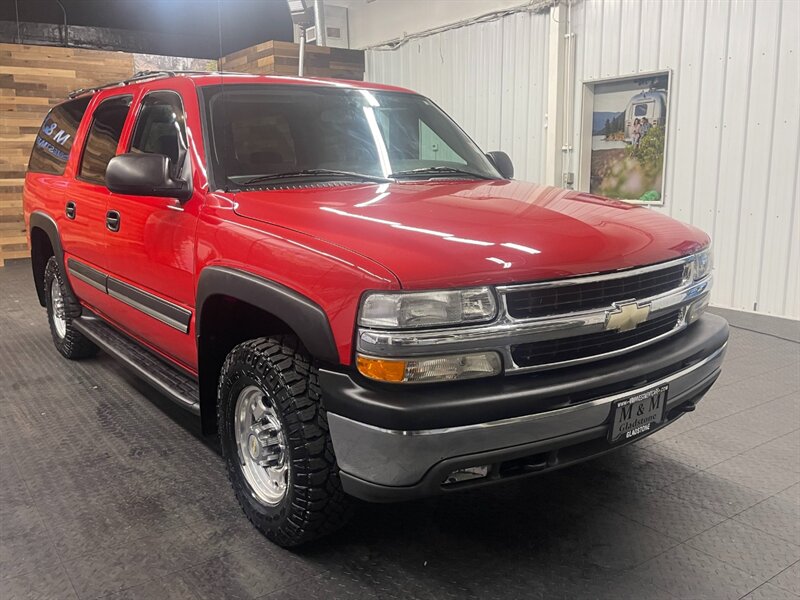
left=43, top=257, right=97, bottom=360
left=217, top=336, right=351, bottom=547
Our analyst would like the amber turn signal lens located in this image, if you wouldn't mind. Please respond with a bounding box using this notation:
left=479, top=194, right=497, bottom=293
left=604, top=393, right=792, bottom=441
left=357, top=352, right=502, bottom=383
left=356, top=356, right=407, bottom=382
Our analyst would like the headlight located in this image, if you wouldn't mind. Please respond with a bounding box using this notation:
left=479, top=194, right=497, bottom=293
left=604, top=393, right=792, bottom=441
left=359, top=288, right=497, bottom=329
left=356, top=352, right=502, bottom=383
left=693, top=247, right=713, bottom=280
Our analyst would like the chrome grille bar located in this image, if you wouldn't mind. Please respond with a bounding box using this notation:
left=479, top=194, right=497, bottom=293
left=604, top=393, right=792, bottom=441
left=357, top=256, right=710, bottom=375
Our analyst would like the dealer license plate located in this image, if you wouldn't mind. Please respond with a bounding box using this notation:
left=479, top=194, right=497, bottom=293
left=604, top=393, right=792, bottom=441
left=608, top=384, right=669, bottom=444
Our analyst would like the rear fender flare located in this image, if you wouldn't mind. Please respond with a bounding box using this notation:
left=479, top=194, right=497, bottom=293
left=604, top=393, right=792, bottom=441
left=29, top=211, right=73, bottom=305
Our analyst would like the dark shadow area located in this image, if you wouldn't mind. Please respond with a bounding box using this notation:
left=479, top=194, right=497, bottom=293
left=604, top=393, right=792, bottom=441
left=1, top=0, right=292, bottom=58
left=106, top=358, right=219, bottom=453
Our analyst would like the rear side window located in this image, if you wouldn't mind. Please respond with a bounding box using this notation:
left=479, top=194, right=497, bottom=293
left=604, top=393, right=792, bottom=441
left=28, top=96, right=91, bottom=175
left=79, top=95, right=133, bottom=184
left=130, top=91, right=188, bottom=178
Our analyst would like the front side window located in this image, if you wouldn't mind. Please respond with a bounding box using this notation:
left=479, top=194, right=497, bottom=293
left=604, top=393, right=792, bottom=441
left=79, top=95, right=132, bottom=185
left=201, top=85, right=499, bottom=188
left=130, top=91, right=188, bottom=178
left=28, top=96, right=91, bottom=175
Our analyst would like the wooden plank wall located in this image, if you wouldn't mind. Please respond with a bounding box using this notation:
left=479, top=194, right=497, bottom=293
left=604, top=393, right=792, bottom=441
left=220, top=41, right=364, bottom=80
left=0, top=43, right=135, bottom=266
left=0, top=40, right=362, bottom=266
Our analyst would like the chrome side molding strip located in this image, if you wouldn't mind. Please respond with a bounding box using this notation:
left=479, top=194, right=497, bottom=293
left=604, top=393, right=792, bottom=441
left=66, top=258, right=191, bottom=333
left=107, top=278, right=191, bottom=333
left=67, top=258, right=107, bottom=292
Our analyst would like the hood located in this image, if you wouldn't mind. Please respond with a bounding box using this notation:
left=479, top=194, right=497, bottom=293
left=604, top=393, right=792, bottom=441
left=232, top=180, right=708, bottom=289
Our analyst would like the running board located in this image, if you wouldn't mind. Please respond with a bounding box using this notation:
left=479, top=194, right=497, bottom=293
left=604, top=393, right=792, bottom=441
left=73, top=311, right=200, bottom=415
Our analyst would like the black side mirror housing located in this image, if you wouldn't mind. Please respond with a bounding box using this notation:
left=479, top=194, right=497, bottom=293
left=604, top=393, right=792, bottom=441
left=486, top=151, right=514, bottom=179
left=106, top=153, right=191, bottom=202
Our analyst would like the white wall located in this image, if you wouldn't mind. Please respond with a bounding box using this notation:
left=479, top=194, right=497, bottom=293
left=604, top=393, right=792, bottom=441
left=367, top=9, right=551, bottom=183
left=364, top=0, right=800, bottom=319
left=568, top=0, right=799, bottom=318
left=345, top=0, right=529, bottom=49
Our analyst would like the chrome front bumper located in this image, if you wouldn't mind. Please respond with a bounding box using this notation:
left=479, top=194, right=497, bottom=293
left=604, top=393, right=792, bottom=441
left=325, top=315, right=728, bottom=502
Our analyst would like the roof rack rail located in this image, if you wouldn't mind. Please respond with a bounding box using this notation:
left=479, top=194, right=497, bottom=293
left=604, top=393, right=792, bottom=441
left=67, top=70, right=217, bottom=99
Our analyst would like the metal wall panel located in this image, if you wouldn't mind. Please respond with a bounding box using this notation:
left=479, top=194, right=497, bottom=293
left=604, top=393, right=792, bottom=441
left=366, top=10, right=550, bottom=182
left=570, top=0, right=799, bottom=318
left=365, top=0, right=799, bottom=318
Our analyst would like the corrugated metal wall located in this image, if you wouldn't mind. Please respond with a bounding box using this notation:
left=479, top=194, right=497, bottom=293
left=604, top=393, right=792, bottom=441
left=366, top=10, right=551, bottom=182
left=569, top=0, right=799, bottom=318
left=365, top=0, right=799, bottom=319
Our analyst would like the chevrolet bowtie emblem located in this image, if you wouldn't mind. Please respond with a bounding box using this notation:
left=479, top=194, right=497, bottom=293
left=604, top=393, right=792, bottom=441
left=605, top=301, right=650, bottom=332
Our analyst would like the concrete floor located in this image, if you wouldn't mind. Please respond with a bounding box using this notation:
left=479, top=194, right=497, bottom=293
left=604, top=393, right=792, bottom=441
left=1, top=257, right=798, bottom=600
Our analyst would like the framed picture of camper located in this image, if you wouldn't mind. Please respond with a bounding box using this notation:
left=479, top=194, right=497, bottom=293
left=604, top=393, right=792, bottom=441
left=578, top=70, right=671, bottom=205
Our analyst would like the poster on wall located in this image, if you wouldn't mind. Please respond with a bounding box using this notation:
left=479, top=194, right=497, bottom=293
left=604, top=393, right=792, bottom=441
left=584, top=71, right=670, bottom=205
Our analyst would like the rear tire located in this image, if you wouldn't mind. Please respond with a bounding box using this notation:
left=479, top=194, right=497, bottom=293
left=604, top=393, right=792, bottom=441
left=43, top=257, right=98, bottom=360
left=217, top=336, right=352, bottom=547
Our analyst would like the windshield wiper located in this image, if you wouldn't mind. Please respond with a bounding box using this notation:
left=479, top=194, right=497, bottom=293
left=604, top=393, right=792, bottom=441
left=241, top=169, right=392, bottom=186
left=388, top=166, right=494, bottom=180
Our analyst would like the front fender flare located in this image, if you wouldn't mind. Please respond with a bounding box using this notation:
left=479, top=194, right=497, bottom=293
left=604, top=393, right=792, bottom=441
left=195, top=266, right=339, bottom=364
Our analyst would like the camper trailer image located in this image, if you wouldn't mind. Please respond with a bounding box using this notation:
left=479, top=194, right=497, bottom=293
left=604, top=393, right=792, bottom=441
left=624, top=89, right=667, bottom=142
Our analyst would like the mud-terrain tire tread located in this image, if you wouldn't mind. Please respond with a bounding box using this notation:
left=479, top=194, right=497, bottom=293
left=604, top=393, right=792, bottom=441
left=43, top=257, right=98, bottom=359
left=217, top=335, right=352, bottom=547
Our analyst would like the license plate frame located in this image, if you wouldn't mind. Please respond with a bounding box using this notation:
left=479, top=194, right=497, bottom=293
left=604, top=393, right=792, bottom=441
left=608, top=384, right=669, bottom=444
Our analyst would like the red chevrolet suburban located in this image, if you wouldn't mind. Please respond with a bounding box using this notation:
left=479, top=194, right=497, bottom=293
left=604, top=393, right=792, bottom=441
left=24, top=71, right=728, bottom=547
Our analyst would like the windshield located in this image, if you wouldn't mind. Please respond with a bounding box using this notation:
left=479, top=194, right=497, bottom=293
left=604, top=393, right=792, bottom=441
left=201, top=84, right=500, bottom=188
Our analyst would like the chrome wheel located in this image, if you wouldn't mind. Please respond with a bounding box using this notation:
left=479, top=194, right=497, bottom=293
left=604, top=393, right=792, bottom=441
left=234, top=385, right=289, bottom=505
left=50, top=277, right=67, bottom=339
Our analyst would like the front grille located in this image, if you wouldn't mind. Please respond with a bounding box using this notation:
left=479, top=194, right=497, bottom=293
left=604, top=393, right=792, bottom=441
left=505, top=263, right=688, bottom=319
left=511, top=309, right=683, bottom=368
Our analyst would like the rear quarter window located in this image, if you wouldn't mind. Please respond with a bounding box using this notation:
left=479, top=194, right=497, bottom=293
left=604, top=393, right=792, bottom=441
left=28, top=96, right=91, bottom=175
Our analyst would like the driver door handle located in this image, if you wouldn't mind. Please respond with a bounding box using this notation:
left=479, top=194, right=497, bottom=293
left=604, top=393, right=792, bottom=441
left=106, top=210, right=121, bottom=232
left=65, top=201, right=76, bottom=219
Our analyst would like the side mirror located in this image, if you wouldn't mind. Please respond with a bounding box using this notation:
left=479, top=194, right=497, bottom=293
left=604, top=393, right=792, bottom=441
left=486, top=151, right=514, bottom=179
left=106, top=153, right=191, bottom=202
